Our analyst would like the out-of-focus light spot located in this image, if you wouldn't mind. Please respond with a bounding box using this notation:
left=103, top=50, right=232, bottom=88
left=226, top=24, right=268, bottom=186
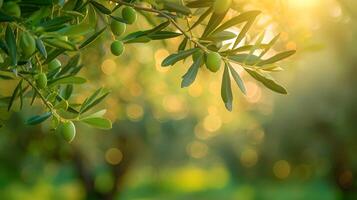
left=155, top=48, right=170, bottom=72
left=129, top=83, right=142, bottom=97
left=194, top=125, right=210, bottom=140
left=187, top=141, right=209, bottom=159
left=163, top=95, right=185, bottom=113
left=105, top=148, right=123, bottom=165
left=287, top=0, right=320, bottom=8
left=240, top=148, right=258, bottom=168
left=207, top=105, right=218, bottom=115
left=286, top=41, right=297, bottom=50
left=188, top=83, right=203, bottom=97
left=101, top=59, right=116, bottom=75
left=330, top=5, right=342, bottom=18
left=203, top=114, right=222, bottom=132
left=280, top=32, right=289, bottom=41
left=273, top=160, right=291, bottom=179
left=245, top=81, right=262, bottom=103
left=126, top=103, right=144, bottom=121
left=339, top=170, right=353, bottom=188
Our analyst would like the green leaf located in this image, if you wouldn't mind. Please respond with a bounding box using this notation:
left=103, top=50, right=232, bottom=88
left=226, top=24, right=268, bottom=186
left=178, top=38, right=188, bottom=51
left=181, top=53, right=203, bottom=88
left=221, top=64, right=233, bottom=111
left=233, top=19, right=255, bottom=48
left=90, top=1, right=111, bottom=14
left=212, top=10, right=261, bottom=34
left=204, top=31, right=237, bottom=42
left=48, top=76, right=86, bottom=87
left=186, top=0, right=213, bottom=8
left=258, top=33, right=280, bottom=58
left=146, top=21, right=170, bottom=35
left=228, top=63, right=246, bottom=95
left=228, top=54, right=262, bottom=65
left=148, top=31, right=182, bottom=40
left=163, top=2, right=191, bottom=15
left=189, top=7, right=213, bottom=31
left=35, top=38, right=47, bottom=59
left=8, top=79, right=23, bottom=111
left=81, top=117, right=112, bottom=129
left=202, top=12, right=227, bottom=37
left=43, top=38, right=77, bottom=51
left=80, top=88, right=110, bottom=113
left=26, top=112, right=52, bottom=125
left=79, top=26, right=107, bottom=49
left=5, top=25, right=17, bottom=66
left=257, top=50, right=296, bottom=66
left=162, top=48, right=199, bottom=67
left=245, top=69, right=287, bottom=94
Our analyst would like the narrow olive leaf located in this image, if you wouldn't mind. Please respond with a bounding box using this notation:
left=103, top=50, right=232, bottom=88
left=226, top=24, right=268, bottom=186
left=81, top=109, right=107, bottom=119
left=204, top=31, right=237, bottom=42
left=58, top=23, right=94, bottom=36
left=0, top=74, right=14, bottom=80
left=228, top=54, right=262, bottom=65
left=245, top=69, right=287, bottom=94
left=81, top=117, right=112, bottom=129
left=122, top=31, right=148, bottom=42
left=62, top=85, right=73, bottom=100
left=186, top=0, right=213, bottom=8
left=163, top=2, right=191, bottom=15
left=221, top=64, right=233, bottom=111
left=8, top=79, right=23, bottom=111
left=162, top=48, right=199, bottom=67
left=48, top=76, right=86, bottom=87
left=79, top=26, right=107, bottom=49
left=202, top=12, right=227, bottom=37
left=181, top=54, right=203, bottom=88
left=222, top=44, right=269, bottom=55
left=259, top=33, right=280, bottom=58
left=19, top=81, right=24, bottom=110
left=146, top=21, right=170, bottom=35
left=110, top=15, right=127, bottom=23
left=90, top=1, right=111, bottom=14
left=148, top=31, right=182, bottom=40
left=178, top=38, right=188, bottom=51
left=35, top=38, right=47, bottom=59
left=59, top=54, right=81, bottom=76
left=228, top=63, right=246, bottom=95
left=189, top=7, right=212, bottom=31
left=80, top=91, right=110, bottom=114
left=39, top=16, right=72, bottom=32
left=257, top=50, right=296, bottom=66
left=124, top=36, right=151, bottom=44
left=5, top=25, right=17, bottom=66
left=245, top=31, right=265, bottom=65
left=43, top=49, right=65, bottom=65
left=43, top=38, right=77, bottom=51
left=233, top=19, right=254, bottom=48
left=25, top=112, right=52, bottom=125
left=212, top=10, right=261, bottom=34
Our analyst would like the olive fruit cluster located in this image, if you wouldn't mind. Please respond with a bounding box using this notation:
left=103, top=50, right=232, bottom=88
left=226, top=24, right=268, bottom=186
left=109, top=7, right=137, bottom=56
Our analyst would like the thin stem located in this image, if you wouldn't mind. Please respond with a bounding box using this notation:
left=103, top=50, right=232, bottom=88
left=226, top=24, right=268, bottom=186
left=112, top=0, right=209, bottom=52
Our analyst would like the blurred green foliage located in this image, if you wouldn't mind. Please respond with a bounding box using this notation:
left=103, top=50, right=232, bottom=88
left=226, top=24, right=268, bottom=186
left=1, top=0, right=357, bottom=199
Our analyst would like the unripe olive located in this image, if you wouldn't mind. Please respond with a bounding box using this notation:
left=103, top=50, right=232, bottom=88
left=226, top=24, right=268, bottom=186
left=205, top=52, right=221, bottom=72
left=110, top=21, right=126, bottom=36
left=20, top=32, right=36, bottom=58
left=110, top=40, right=124, bottom=56
left=2, top=2, right=21, bottom=17
left=36, top=73, right=47, bottom=89
left=122, top=7, right=137, bottom=24
left=48, top=59, right=61, bottom=71
left=58, top=121, right=76, bottom=143
left=213, top=0, right=232, bottom=14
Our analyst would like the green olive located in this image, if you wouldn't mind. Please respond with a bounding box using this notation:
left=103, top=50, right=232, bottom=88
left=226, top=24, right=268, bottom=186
left=213, top=0, right=232, bottom=14
left=110, top=21, right=126, bottom=36
left=36, top=73, right=47, bottom=89
left=2, top=2, right=21, bottom=17
left=205, top=52, right=221, bottom=72
left=20, top=32, right=36, bottom=58
left=110, top=40, right=124, bottom=56
left=122, top=7, right=137, bottom=24
left=58, top=121, right=76, bottom=143
left=48, top=59, right=61, bottom=71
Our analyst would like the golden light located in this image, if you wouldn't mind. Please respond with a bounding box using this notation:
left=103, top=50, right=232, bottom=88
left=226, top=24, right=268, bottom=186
left=240, top=148, right=258, bottom=168
left=287, top=0, right=320, bottom=8
left=273, top=160, right=291, bottom=179
left=105, top=148, right=123, bottom=165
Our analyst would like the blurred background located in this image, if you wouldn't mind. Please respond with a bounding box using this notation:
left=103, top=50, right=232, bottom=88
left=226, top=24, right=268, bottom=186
left=0, top=0, right=357, bottom=199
